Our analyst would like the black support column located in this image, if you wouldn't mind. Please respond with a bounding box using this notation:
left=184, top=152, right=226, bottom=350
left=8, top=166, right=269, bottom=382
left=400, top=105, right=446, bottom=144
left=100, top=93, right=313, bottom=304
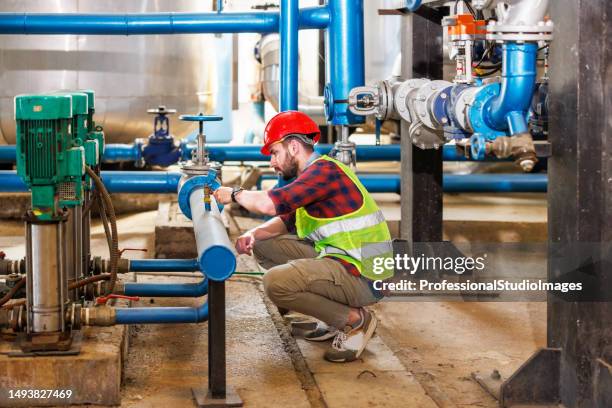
left=500, top=1, right=612, bottom=406
left=400, top=11, right=444, bottom=243
left=193, top=281, right=242, bottom=407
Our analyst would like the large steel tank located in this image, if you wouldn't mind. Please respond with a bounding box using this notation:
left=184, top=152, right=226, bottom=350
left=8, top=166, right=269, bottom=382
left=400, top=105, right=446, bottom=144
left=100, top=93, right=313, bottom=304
left=0, top=0, right=220, bottom=144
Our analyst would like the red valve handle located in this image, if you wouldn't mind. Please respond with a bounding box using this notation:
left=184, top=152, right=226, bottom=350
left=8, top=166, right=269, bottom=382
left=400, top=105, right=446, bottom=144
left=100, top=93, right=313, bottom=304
left=96, top=294, right=140, bottom=305
left=119, top=247, right=148, bottom=257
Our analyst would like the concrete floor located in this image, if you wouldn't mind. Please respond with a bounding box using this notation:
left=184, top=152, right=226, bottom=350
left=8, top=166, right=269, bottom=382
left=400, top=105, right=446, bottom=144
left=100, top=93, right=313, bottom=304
left=0, top=192, right=547, bottom=407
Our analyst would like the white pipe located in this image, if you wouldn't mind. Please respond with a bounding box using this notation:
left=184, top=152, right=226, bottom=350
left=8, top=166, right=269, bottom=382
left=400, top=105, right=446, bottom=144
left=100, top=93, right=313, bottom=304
left=260, top=34, right=326, bottom=124
left=499, top=0, right=549, bottom=26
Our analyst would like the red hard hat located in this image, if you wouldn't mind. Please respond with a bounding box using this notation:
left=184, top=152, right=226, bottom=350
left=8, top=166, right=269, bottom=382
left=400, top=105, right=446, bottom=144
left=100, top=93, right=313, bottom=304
left=261, top=111, right=320, bottom=155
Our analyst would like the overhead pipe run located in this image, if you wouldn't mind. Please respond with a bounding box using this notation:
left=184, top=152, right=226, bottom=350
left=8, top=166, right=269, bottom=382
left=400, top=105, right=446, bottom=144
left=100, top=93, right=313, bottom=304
left=0, top=8, right=329, bottom=35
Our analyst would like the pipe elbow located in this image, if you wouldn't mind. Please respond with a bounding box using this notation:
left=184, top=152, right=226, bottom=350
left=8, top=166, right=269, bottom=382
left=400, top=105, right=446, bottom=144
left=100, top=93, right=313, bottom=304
left=486, top=43, right=538, bottom=133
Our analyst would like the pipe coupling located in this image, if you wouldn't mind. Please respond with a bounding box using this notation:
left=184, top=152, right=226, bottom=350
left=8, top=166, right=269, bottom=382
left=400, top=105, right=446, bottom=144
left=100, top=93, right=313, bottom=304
left=81, top=306, right=116, bottom=327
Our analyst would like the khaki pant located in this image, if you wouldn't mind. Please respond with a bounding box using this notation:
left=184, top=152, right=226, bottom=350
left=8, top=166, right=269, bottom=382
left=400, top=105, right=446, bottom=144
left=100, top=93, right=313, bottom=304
left=254, top=235, right=378, bottom=328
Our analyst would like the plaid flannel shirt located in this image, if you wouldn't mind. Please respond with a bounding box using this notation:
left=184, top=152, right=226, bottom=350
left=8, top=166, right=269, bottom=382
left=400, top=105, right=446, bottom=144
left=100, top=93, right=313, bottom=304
left=267, top=156, right=363, bottom=276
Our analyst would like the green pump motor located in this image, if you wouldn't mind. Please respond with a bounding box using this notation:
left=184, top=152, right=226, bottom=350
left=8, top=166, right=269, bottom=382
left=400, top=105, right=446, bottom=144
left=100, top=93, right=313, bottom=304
left=15, top=93, right=86, bottom=220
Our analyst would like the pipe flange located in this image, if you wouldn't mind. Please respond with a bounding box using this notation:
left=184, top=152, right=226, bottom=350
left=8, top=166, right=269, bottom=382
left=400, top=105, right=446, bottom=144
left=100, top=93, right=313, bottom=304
left=486, top=20, right=554, bottom=43
left=453, top=85, right=481, bottom=133
left=177, top=171, right=222, bottom=220
left=414, top=80, right=453, bottom=130
left=324, top=83, right=335, bottom=123
left=409, top=121, right=445, bottom=150
left=431, top=86, right=453, bottom=128
left=393, top=78, right=430, bottom=123
left=348, top=85, right=381, bottom=117
left=468, top=83, right=506, bottom=140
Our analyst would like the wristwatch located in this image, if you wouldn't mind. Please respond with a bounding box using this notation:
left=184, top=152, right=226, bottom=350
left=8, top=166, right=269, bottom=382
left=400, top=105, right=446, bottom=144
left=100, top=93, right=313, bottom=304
left=231, top=187, right=244, bottom=203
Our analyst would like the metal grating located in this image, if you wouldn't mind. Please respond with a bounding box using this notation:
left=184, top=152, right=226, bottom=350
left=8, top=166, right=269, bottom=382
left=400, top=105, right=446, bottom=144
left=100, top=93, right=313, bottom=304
left=58, top=182, right=76, bottom=201
left=23, top=119, right=57, bottom=180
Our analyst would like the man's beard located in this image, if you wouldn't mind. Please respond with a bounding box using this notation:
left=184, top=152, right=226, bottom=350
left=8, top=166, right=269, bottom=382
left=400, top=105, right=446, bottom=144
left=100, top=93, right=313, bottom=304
left=280, top=154, right=299, bottom=180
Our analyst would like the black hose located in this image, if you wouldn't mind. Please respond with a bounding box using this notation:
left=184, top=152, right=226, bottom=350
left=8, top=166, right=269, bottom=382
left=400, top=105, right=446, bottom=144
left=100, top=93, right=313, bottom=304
left=0, top=277, right=25, bottom=307
left=85, top=167, right=119, bottom=295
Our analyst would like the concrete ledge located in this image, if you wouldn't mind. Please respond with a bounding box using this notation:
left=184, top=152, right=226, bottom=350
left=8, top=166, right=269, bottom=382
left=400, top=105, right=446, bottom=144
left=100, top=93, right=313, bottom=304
left=0, top=323, right=129, bottom=406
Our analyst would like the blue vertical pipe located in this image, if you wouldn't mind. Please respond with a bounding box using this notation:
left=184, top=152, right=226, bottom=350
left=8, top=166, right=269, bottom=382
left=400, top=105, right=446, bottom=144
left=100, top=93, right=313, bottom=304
left=280, top=0, right=299, bottom=111
left=327, top=0, right=365, bottom=125
left=485, top=42, right=538, bottom=133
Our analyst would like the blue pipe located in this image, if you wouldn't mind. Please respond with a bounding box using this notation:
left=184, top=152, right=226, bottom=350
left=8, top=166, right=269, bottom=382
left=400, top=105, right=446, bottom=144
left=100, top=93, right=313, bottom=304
left=123, top=258, right=207, bottom=298
left=115, top=301, right=208, bottom=324
left=485, top=43, right=538, bottom=133
left=280, top=0, right=299, bottom=111
left=0, top=8, right=330, bottom=35
left=443, top=174, right=547, bottom=193
left=0, top=145, right=15, bottom=162
left=101, top=171, right=181, bottom=193
left=404, top=0, right=422, bottom=12
left=326, top=0, right=365, bottom=125
left=0, top=170, right=547, bottom=194
left=103, top=143, right=142, bottom=163
left=0, top=143, right=512, bottom=163
left=263, top=173, right=547, bottom=193
left=124, top=277, right=208, bottom=298
left=129, top=259, right=199, bottom=272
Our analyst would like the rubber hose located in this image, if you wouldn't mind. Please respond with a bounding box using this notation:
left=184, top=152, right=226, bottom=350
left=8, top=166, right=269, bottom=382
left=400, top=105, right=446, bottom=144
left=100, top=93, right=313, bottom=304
left=85, top=167, right=119, bottom=295
left=0, top=277, right=25, bottom=306
left=1, top=274, right=110, bottom=310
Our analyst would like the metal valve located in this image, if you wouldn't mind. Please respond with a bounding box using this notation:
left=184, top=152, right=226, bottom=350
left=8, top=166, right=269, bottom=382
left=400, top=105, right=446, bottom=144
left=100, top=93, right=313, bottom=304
left=179, top=113, right=223, bottom=176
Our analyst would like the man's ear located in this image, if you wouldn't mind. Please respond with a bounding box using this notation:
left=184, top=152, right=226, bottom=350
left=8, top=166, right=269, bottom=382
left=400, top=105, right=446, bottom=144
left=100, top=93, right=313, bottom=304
left=289, top=139, right=300, bottom=156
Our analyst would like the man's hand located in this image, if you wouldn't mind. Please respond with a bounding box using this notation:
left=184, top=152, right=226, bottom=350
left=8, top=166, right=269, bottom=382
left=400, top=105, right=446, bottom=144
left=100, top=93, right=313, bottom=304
left=213, top=186, right=233, bottom=205
left=235, top=231, right=255, bottom=255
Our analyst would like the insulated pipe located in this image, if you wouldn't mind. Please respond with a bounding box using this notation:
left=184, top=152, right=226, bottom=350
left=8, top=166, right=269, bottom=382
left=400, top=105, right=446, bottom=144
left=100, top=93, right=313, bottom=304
left=260, top=33, right=326, bottom=123
left=0, top=8, right=330, bottom=35
left=0, top=170, right=548, bottom=193
left=326, top=0, right=365, bottom=125
left=280, top=0, right=299, bottom=111
left=115, top=301, right=209, bottom=324
left=188, top=188, right=236, bottom=281
left=498, top=0, right=549, bottom=26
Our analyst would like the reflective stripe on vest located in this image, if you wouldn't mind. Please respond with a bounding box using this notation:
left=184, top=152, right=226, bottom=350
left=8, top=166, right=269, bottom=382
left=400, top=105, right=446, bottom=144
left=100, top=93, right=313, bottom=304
left=295, top=155, right=393, bottom=281
left=306, top=210, right=386, bottom=242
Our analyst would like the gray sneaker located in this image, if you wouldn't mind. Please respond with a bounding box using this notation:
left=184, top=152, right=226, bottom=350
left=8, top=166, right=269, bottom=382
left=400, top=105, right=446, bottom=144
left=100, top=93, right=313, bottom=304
left=304, top=321, right=340, bottom=342
left=324, top=309, right=378, bottom=363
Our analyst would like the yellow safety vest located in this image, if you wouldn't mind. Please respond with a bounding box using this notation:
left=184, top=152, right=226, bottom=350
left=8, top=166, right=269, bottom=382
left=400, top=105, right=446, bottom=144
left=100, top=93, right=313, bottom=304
left=295, top=155, right=394, bottom=281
